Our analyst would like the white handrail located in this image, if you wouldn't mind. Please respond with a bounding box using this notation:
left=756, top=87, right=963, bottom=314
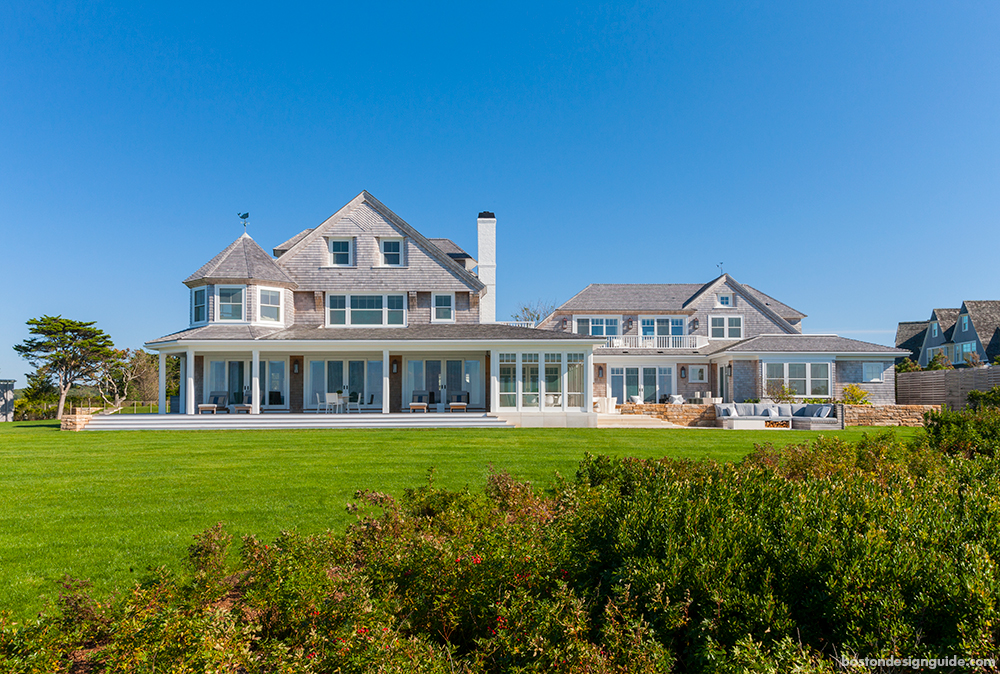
left=600, top=335, right=709, bottom=349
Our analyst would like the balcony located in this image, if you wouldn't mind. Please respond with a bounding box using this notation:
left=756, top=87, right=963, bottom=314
left=497, top=320, right=536, bottom=328
left=598, top=335, right=709, bottom=350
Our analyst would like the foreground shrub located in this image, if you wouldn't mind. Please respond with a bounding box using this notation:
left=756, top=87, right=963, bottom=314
left=923, top=405, right=1000, bottom=458
left=2, top=439, right=1000, bottom=671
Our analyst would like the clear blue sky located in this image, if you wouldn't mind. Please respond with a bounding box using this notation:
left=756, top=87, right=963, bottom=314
left=2, top=1, right=998, bottom=386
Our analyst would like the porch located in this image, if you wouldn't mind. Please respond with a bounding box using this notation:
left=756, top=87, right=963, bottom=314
left=81, top=412, right=513, bottom=431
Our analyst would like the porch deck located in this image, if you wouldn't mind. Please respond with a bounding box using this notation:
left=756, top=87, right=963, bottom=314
left=83, top=412, right=513, bottom=431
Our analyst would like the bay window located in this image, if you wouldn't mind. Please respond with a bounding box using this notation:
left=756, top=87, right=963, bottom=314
left=258, top=288, right=282, bottom=323
left=192, top=288, right=207, bottom=324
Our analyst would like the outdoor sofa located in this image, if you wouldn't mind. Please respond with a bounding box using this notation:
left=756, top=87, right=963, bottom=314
left=714, top=402, right=844, bottom=430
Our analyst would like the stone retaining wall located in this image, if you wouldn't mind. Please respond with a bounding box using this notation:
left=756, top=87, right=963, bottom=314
left=617, top=403, right=717, bottom=427
left=843, top=404, right=938, bottom=427
left=61, top=414, right=93, bottom=431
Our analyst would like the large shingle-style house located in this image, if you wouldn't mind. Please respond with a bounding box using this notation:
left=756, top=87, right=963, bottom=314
left=898, top=301, right=1000, bottom=367
left=537, top=276, right=908, bottom=405
left=146, top=192, right=601, bottom=426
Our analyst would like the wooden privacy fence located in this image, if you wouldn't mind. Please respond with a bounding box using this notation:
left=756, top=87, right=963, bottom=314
left=897, top=368, right=1000, bottom=409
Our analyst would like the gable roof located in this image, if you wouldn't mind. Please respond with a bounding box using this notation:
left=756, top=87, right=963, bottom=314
left=722, top=334, right=909, bottom=355
left=962, top=301, right=1000, bottom=361
left=275, top=191, right=485, bottom=292
left=184, top=233, right=297, bottom=288
left=895, top=321, right=927, bottom=359
left=554, top=275, right=802, bottom=334
left=429, top=238, right=475, bottom=262
left=273, top=229, right=313, bottom=257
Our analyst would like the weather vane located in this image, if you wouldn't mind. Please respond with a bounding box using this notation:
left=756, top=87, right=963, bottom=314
left=717, top=262, right=724, bottom=275
left=238, top=212, right=249, bottom=233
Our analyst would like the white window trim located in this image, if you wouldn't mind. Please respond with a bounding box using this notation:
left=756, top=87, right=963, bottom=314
left=763, top=361, right=833, bottom=397
left=715, top=293, right=734, bottom=308
left=931, top=322, right=939, bottom=338
left=688, top=364, right=708, bottom=383
left=191, top=287, right=208, bottom=326
left=256, top=286, right=284, bottom=325
left=431, top=292, right=456, bottom=323
left=215, top=285, right=247, bottom=322
left=961, top=315, right=969, bottom=332
left=862, top=362, right=884, bottom=383
left=638, top=315, right=687, bottom=336
left=379, top=237, right=405, bottom=267
left=709, top=314, right=743, bottom=340
left=573, top=315, right=622, bottom=336
left=326, top=293, right=408, bottom=328
left=326, top=237, right=354, bottom=267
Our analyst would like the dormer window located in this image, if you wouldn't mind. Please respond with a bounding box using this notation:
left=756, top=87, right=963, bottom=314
left=381, top=238, right=403, bottom=266
left=932, top=322, right=939, bottom=338
left=962, top=315, right=969, bottom=332
left=716, top=294, right=733, bottom=307
left=258, top=288, right=282, bottom=323
left=218, top=286, right=244, bottom=321
left=328, top=238, right=353, bottom=266
left=192, top=287, right=207, bottom=324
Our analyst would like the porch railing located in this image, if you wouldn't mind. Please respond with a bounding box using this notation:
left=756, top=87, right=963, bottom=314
left=498, top=320, right=536, bottom=328
left=599, top=335, right=709, bottom=350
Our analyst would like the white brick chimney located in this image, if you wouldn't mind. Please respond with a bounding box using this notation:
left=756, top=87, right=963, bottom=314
left=476, top=211, right=496, bottom=323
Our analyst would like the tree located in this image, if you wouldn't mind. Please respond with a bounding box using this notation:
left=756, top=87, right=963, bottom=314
left=895, top=358, right=921, bottom=374
left=22, top=367, right=58, bottom=402
left=14, top=316, right=115, bottom=419
left=95, top=348, right=155, bottom=412
left=510, top=299, right=557, bottom=327
left=925, top=352, right=953, bottom=371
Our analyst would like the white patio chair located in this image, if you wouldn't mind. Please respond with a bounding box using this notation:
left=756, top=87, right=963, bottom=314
left=317, top=392, right=335, bottom=413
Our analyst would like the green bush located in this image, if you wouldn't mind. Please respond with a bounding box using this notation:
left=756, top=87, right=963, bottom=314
left=968, top=385, right=1000, bottom=410
left=922, top=405, right=1000, bottom=458
left=839, top=383, right=871, bottom=405
left=3, top=442, right=1000, bottom=671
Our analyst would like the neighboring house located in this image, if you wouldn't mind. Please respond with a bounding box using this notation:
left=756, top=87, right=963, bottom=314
left=145, top=191, right=601, bottom=426
left=894, top=320, right=928, bottom=365
left=0, top=380, right=13, bottom=422
left=538, top=275, right=908, bottom=405
left=901, top=301, right=1000, bottom=367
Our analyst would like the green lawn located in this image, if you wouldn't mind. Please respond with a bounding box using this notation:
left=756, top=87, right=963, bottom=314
left=0, top=421, right=921, bottom=619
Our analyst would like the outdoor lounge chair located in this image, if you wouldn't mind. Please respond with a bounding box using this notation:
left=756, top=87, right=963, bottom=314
left=199, top=391, right=230, bottom=414
left=410, top=390, right=429, bottom=412
left=447, top=391, right=469, bottom=412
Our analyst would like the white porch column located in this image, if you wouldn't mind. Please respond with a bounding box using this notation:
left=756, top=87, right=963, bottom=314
left=185, top=348, right=195, bottom=415
left=252, top=349, right=260, bottom=415
left=382, top=349, right=390, bottom=414
left=489, top=349, right=499, bottom=413
left=158, top=352, right=166, bottom=415
left=585, top=350, right=594, bottom=414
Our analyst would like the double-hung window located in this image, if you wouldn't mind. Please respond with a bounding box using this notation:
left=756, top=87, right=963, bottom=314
left=710, top=315, right=742, bottom=339
left=218, top=286, right=244, bottom=321
left=381, top=238, right=403, bottom=266
left=258, top=288, right=282, bottom=323
left=433, top=293, right=454, bottom=322
left=962, top=315, right=969, bottom=332
left=328, top=238, right=353, bottom=266
left=328, top=294, right=406, bottom=326
left=192, top=288, right=207, bottom=324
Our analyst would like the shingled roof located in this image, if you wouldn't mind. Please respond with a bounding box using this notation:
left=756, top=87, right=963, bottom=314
left=429, top=238, right=475, bottom=261
left=722, top=334, right=908, bottom=355
left=963, top=301, right=1000, bottom=362
left=185, top=233, right=297, bottom=288
left=895, top=321, right=928, bottom=359
left=929, top=308, right=961, bottom=341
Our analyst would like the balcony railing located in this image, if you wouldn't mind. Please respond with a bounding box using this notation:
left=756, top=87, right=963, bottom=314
left=599, top=335, right=709, bottom=350
left=498, top=320, right=536, bottom=328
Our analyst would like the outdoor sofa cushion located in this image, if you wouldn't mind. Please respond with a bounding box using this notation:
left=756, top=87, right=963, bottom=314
left=735, top=403, right=755, bottom=417
left=777, top=404, right=793, bottom=417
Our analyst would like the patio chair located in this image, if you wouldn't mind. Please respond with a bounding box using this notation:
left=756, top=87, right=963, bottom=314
left=199, top=391, right=230, bottom=414
left=347, top=392, right=361, bottom=413
left=447, top=391, right=469, bottom=412
left=410, top=390, right=429, bottom=413
left=233, top=388, right=253, bottom=414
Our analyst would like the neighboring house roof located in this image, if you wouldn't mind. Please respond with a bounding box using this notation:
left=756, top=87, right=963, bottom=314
left=929, top=308, right=960, bottom=340
left=428, top=238, right=475, bottom=262
left=273, top=229, right=313, bottom=257
left=147, top=323, right=599, bottom=345
left=963, top=300, right=1000, bottom=362
left=275, top=191, right=486, bottom=292
left=185, top=233, right=297, bottom=288
left=721, top=334, right=909, bottom=355
left=894, top=321, right=927, bottom=359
